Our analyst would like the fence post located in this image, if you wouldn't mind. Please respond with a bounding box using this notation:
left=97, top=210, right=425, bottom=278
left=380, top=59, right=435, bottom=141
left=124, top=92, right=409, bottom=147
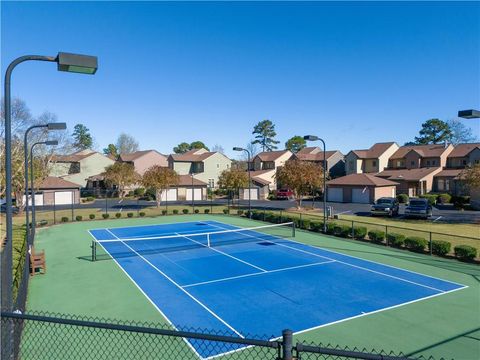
left=137, top=198, right=139, bottom=216
left=280, top=210, right=283, bottom=223
left=53, top=193, right=56, bottom=224
left=105, top=192, right=108, bottom=216
left=429, top=231, right=433, bottom=256
left=71, top=191, right=74, bottom=221
left=300, top=213, right=303, bottom=228
left=385, top=225, right=389, bottom=246
left=263, top=207, right=266, bottom=221
left=282, top=329, right=293, bottom=360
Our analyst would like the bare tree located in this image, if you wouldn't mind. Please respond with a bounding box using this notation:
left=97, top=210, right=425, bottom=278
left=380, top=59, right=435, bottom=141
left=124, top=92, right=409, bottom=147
left=116, top=133, right=139, bottom=154
left=211, top=144, right=225, bottom=154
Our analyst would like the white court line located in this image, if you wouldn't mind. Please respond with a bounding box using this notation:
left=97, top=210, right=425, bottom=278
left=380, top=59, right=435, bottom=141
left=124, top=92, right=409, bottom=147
left=103, top=228, right=245, bottom=339
left=205, top=220, right=467, bottom=288
left=87, top=230, right=204, bottom=360
left=205, top=221, right=450, bottom=293
left=175, top=233, right=267, bottom=272
left=90, top=219, right=213, bottom=231
left=182, top=260, right=336, bottom=288
left=334, top=210, right=351, bottom=215
left=432, top=216, right=442, bottom=223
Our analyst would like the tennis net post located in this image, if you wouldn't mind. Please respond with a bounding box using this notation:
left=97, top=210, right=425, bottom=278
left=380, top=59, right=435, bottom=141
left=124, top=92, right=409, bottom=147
left=91, top=240, right=97, bottom=262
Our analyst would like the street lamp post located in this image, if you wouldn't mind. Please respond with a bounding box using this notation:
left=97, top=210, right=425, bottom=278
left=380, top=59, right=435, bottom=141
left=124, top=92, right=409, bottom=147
left=233, top=147, right=252, bottom=218
left=29, top=140, right=59, bottom=243
left=304, top=135, right=327, bottom=233
left=2, top=52, right=97, bottom=317
left=24, top=124, right=65, bottom=241
left=191, top=172, right=195, bottom=213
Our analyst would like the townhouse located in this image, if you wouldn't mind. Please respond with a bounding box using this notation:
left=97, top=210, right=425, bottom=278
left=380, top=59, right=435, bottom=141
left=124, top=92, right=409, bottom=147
left=293, top=147, right=345, bottom=178
left=345, top=142, right=399, bottom=175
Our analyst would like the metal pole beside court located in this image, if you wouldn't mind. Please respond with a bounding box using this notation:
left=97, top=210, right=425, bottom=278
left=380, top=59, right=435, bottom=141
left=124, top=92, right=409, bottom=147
left=282, top=329, right=293, bottom=360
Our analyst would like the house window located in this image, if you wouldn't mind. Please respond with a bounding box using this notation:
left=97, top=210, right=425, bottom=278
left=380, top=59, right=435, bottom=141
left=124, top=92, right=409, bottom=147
left=462, top=160, right=467, bottom=165
left=411, top=161, right=415, bottom=166
left=349, top=161, right=354, bottom=170
left=475, top=159, right=480, bottom=165
left=445, top=180, right=450, bottom=191
left=396, top=160, right=402, bottom=167
left=208, top=179, right=215, bottom=188
left=264, top=162, right=275, bottom=170
left=372, top=160, right=377, bottom=167
left=431, top=160, right=436, bottom=166
left=426, top=160, right=430, bottom=166
left=437, top=179, right=444, bottom=191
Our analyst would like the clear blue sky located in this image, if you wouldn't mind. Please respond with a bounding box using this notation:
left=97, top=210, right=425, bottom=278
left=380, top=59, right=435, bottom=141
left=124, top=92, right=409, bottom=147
left=2, top=1, right=479, bottom=158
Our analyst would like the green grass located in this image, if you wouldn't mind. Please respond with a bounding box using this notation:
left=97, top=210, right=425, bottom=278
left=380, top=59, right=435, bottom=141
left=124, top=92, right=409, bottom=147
left=22, top=214, right=480, bottom=359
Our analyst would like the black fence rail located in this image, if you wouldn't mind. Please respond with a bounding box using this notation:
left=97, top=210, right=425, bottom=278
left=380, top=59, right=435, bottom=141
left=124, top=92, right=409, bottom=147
left=0, top=311, right=430, bottom=360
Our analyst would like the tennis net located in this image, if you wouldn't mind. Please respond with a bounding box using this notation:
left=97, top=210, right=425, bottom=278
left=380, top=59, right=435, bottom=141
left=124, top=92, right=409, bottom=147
left=91, top=222, right=295, bottom=261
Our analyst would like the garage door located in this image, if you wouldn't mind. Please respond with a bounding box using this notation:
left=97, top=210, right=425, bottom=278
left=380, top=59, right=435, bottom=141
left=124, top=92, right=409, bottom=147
left=328, top=188, right=343, bottom=202
left=242, top=188, right=259, bottom=200
left=160, top=189, right=177, bottom=202
left=186, top=188, right=202, bottom=201
left=22, top=194, right=44, bottom=206
left=54, top=191, right=74, bottom=205
left=352, top=188, right=370, bottom=203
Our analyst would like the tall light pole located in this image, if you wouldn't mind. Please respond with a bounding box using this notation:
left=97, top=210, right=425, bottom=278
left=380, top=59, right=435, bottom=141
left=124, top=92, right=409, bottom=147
left=24, top=124, right=65, bottom=241
left=233, top=147, right=252, bottom=218
left=2, top=52, right=97, bottom=317
left=304, top=135, right=327, bottom=233
left=29, top=140, right=59, bottom=243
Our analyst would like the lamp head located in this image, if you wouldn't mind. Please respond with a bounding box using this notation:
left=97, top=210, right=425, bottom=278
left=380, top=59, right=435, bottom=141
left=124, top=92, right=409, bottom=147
left=458, top=109, right=480, bottom=119
left=57, top=52, right=98, bottom=75
left=44, top=140, right=59, bottom=146
left=304, top=135, right=319, bottom=141
left=233, top=147, right=245, bottom=152
left=47, top=122, right=67, bottom=131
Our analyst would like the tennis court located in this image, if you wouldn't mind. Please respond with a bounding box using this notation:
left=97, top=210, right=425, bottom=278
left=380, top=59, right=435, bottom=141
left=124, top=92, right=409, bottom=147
left=88, top=220, right=467, bottom=359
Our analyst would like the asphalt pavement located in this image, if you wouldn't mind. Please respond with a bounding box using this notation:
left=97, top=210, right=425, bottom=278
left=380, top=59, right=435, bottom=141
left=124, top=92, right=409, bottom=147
left=32, top=197, right=480, bottom=224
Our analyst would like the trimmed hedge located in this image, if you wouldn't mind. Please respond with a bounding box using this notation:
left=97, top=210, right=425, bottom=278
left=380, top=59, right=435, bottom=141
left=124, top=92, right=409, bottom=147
left=182, top=209, right=189, bottom=214
left=102, top=214, right=110, bottom=219
left=310, top=221, right=324, bottom=232
left=404, top=236, right=428, bottom=252
left=431, top=240, right=451, bottom=256
left=368, top=230, right=385, bottom=244
left=419, top=194, right=437, bottom=206
left=194, top=209, right=200, bottom=214
left=396, top=194, right=409, bottom=204
left=387, top=233, right=405, bottom=248
left=353, top=226, right=367, bottom=240
left=326, top=222, right=336, bottom=235
left=204, top=209, right=210, bottom=214
left=89, top=214, right=95, bottom=220
left=436, top=193, right=451, bottom=204
left=115, top=213, right=122, bottom=219
left=223, top=209, right=230, bottom=214
left=61, top=217, right=69, bottom=223
left=173, top=210, right=179, bottom=215
left=301, top=219, right=311, bottom=230
left=162, top=210, right=167, bottom=215
left=75, top=215, right=83, bottom=221
left=139, top=212, right=146, bottom=217
left=334, top=225, right=351, bottom=238
left=127, top=212, right=134, bottom=218
left=454, top=245, right=477, bottom=261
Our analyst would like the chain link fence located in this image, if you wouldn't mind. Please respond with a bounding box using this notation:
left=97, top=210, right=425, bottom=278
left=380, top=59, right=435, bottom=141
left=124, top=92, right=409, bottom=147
left=0, top=311, right=431, bottom=360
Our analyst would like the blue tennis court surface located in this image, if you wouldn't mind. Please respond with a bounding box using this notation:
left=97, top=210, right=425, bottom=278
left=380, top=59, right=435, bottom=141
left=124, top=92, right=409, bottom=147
left=89, top=220, right=466, bottom=359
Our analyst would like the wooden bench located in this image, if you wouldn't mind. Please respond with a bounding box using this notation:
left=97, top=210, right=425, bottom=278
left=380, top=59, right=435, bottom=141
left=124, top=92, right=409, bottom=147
left=29, top=246, right=46, bottom=276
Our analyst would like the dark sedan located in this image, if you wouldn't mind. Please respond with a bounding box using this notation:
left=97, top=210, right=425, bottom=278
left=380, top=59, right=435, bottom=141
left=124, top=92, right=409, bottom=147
left=404, top=198, right=433, bottom=219
left=370, top=197, right=399, bottom=217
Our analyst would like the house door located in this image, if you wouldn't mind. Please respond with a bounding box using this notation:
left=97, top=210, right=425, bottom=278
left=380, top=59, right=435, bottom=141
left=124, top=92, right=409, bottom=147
left=186, top=188, right=202, bottom=201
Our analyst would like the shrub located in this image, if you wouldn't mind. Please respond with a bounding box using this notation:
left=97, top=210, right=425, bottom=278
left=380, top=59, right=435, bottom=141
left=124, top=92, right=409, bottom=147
left=115, top=213, right=122, bottom=219
left=396, top=194, right=409, bottom=204
left=237, top=210, right=244, bottom=216
left=454, top=245, right=477, bottom=261
left=194, top=209, right=200, bottom=214
left=102, top=214, right=110, bottom=219
left=404, top=236, right=428, bottom=252
left=162, top=210, right=168, bottom=215
left=182, top=209, right=189, bottom=214
left=173, top=209, right=179, bottom=215
left=452, top=195, right=470, bottom=209
left=264, top=212, right=277, bottom=223
left=309, top=221, right=323, bottom=232
left=89, top=214, right=95, bottom=220
left=223, top=209, right=230, bottom=214
left=204, top=209, right=210, bottom=214
left=419, top=194, right=437, bottom=206
left=87, top=196, right=94, bottom=202
left=368, top=230, right=385, bottom=244
left=353, top=226, right=367, bottom=240
left=39, top=220, right=48, bottom=227
left=251, top=211, right=262, bottom=220
left=326, top=222, right=336, bottom=234
left=431, top=240, right=451, bottom=256
left=75, top=215, right=83, bottom=221
left=334, top=225, right=351, bottom=238
left=127, top=190, right=134, bottom=197
left=134, top=187, right=145, bottom=197
left=139, top=212, right=146, bottom=217
left=61, top=217, right=69, bottom=223
left=436, top=193, right=451, bottom=204
left=127, top=212, right=134, bottom=218
left=387, top=233, right=405, bottom=248
left=301, top=219, right=311, bottom=230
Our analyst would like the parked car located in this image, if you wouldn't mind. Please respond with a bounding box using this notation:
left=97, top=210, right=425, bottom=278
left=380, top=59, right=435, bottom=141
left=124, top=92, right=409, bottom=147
left=276, top=189, right=294, bottom=200
left=404, top=198, right=433, bottom=219
left=370, top=197, right=399, bottom=217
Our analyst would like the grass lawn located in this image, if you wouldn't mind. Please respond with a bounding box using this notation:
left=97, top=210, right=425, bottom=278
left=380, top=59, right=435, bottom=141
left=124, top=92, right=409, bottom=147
left=21, top=214, right=480, bottom=359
